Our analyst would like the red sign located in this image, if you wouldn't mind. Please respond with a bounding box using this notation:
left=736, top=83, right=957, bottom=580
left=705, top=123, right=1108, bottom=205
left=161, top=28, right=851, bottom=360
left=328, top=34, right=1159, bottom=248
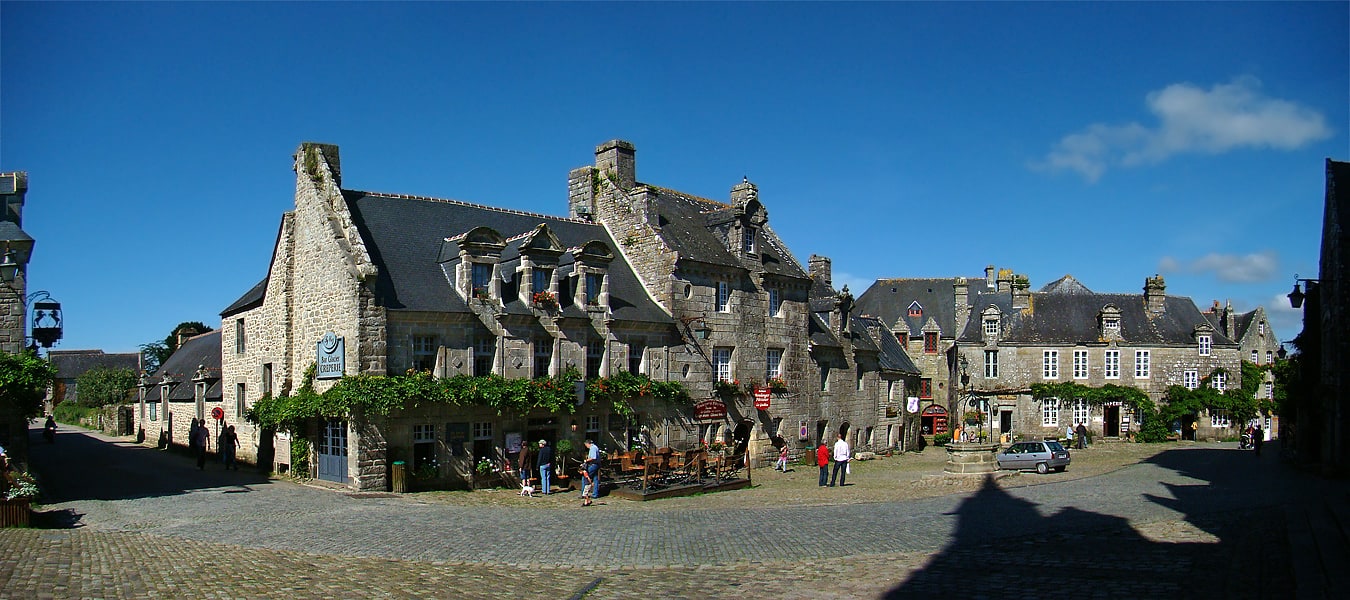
left=694, top=400, right=727, bottom=421
left=211, top=406, right=224, bottom=421
left=753, top=387, right=771, bottom=410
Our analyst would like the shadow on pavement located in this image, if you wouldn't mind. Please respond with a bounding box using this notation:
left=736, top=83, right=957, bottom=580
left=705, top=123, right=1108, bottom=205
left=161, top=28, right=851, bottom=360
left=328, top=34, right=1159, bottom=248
left=24, top=424, right=273, bottom=508
left=884, top=445, right=1294, bottom=599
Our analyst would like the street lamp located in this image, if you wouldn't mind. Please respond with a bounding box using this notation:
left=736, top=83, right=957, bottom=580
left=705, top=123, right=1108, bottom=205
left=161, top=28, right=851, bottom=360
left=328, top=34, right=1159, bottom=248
left=1287, top=274, right=1320, bottom=309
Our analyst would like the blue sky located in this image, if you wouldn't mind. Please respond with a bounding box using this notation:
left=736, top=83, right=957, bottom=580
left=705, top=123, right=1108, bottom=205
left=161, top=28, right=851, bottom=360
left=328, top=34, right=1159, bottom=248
left=3, top=2, right=1345, bottom=354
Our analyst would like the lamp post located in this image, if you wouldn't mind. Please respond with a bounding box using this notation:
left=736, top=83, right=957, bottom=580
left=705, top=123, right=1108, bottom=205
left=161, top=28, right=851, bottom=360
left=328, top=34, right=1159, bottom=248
left=1287, top=274, right=1320, bottom=309
left=1, top=242, right=61, bottom=354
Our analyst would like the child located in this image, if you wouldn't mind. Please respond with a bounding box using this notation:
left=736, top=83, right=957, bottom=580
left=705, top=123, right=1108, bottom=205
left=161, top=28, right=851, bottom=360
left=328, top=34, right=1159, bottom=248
left=775, top=444, right=789, bottom=471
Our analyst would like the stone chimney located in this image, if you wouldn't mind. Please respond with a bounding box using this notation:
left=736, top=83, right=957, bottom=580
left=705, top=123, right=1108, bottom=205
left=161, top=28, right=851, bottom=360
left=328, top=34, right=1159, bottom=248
left=954, top=277, right=970, bottom=332
left=1011, top=274, right=1030, bottom=309
left=176, top=325, right=200, bottom=348
left=996, top=268, right=1014, bottom=293
left=1223, top=299, right=1236, bottom=339
left=985, top=265, right=996, bottom=290
left=809, top=255, right=832, bottom=288
left=731, top=177, right=758, bottom=207
left=1144, top=275, right=1167, bottom=316
left=567, top=165, right=596, bottom=220
left=594, top=140, right=636, bottom=189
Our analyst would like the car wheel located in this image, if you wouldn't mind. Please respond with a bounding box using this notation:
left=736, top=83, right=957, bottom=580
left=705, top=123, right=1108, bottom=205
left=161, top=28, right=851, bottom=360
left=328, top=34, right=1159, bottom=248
left=1053, top=466, right=1066, bottom=473
left=1036, top=462, right=1048, bottom=474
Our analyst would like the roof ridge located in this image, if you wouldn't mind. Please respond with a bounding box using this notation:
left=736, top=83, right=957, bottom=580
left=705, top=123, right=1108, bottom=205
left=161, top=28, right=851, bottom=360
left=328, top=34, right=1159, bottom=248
left=349, top=189, right=593, bottom=224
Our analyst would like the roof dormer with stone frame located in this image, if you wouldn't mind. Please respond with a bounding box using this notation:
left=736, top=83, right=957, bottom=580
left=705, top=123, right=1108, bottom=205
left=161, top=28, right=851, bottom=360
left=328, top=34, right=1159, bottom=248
left=1098, top=304, right=1123, bottom=342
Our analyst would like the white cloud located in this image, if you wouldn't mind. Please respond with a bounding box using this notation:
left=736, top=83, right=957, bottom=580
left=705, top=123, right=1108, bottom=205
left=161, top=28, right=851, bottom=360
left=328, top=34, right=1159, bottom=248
left=1036, top=77, right=1331, bottom=182
left=1157, top=250, right=1278, bottom=283
left=1265, top=293, right=1304, bottom=340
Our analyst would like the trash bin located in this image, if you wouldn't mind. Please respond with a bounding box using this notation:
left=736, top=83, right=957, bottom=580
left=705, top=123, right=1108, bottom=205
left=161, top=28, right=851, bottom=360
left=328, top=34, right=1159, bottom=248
left=391, top=461, right=407, bottom=493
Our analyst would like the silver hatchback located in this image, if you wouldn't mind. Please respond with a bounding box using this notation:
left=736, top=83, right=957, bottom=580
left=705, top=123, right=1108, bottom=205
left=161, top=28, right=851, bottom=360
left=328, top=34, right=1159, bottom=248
left=996, top=440, right=1071, bottom=474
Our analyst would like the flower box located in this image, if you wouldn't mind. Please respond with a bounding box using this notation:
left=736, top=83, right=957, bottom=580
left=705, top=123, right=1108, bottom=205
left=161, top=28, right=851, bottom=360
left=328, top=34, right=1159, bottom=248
left=0, top=499, right=30, bottom=528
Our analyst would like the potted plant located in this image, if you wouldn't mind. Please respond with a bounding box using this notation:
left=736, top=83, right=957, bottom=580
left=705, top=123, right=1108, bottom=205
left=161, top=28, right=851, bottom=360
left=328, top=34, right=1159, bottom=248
left=1, top=471, right=39, bottom=528
left=767, top=377, right=788, bottom=393
left=554, top=439, right=575, bottom=490
left=713, top=379, right=742, bottom=398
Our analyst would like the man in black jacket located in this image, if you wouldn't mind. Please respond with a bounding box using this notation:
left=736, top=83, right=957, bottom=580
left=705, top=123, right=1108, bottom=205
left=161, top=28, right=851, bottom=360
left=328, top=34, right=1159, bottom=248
left=536, top=440, right=554, bottom=495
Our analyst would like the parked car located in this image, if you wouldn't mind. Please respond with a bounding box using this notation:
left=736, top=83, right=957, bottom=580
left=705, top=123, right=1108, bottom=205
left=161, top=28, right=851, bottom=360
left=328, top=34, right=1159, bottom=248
left=996, top=440, right=1070, bottom=474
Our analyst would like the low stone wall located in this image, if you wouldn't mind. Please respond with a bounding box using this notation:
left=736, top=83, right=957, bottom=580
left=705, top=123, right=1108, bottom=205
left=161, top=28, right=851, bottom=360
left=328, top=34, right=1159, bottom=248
left=943, top=442, right=1000, bottom=474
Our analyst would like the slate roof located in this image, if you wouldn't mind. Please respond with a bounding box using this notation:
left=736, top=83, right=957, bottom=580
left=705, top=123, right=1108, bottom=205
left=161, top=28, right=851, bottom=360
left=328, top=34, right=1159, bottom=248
left=856, top=315, right=921, bottom=375
left=221, top=277, right=267, bottom=316
left=344, top=191, right=671, bottom=324
left=957, top=289, right=1238, bottom=347
left=49, top=350, right=141, bottom=380
left=856, top=277, right=981, bottom=337
left=141, top=330, right=222, bottom=403
left=643, top=185, right=808, bottom=280
left=808, top=312, right=841, bottom=348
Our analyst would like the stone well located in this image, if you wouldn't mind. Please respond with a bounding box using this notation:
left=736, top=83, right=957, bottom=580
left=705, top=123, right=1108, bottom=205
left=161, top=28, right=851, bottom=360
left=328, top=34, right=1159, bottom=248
left=943, top=442, right=1000, bottom=474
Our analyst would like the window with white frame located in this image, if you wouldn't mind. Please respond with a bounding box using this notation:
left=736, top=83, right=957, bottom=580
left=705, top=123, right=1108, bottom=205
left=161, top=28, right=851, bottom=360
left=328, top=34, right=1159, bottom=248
left=474, top=336, right=495, bottom=377
left=586, top=340, right=605, bottom=379
left=984, top=350, right=999, bottom=378
left=765, top=348, right=783, bottom=381
left=1210, top=410, right=1231, bottom=428
left=713, top=347, right=732, bottom=382
left=1265, top=381, right=1273, bottom=399
left=628, top=341, right=645, bottom=374
left=412, top=335, right=437, bottom=371
left=1266, top=351, right=1273, bottom=364
left=1042, top=398, right=1060, bottom=427
left=1043, top=350, right=1059, bottom=379
left=983, top=319, right=998, bottom=338
left=1072, top=398, right=1089, bottom=425
left=1213, top=372, right=1227, bottom=391
left=1073, top=350, right=1089, bottom=379
left=1184, top=370, right=1199, bottom=390
left=1103, top=317, right=1120, bottom=334
left=1251, top=350, right=1258, bottom=363
left=413, top=423, right=437, bottom=472
left=472, top=421, right=492, bottom=440
left=716, top=281, right=730, bottom=312
left=534, top=338, right=552, bottom=378
left=1259, top=321, right=1266, bottom=335
left=742, top=226, right=756, bottom=254
left=1135, top=350, right=1150, bottom=378
left=1104, top=350, right=1120, bottom=379
left=1198, top=335, right=1211, bottom=356
left=768, top=287, right=781, bottom=317
left=149, top=401, right=158, bottom=421
left=585, top=415, right=601, bottom=437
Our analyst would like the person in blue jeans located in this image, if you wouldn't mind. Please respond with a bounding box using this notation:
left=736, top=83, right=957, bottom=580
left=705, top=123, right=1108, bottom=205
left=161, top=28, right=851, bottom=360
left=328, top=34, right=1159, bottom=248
left=536, top=439, right=554, bottom=495
left=581, top=439, right=601, bottom=506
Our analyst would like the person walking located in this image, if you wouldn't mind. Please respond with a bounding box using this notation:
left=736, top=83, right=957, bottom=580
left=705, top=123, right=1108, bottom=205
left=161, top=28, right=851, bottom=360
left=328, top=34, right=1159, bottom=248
left=188, top=418, right=200, bottom=457
left=192, top=420, right=210, bottom=470
left=1065, top=424, right=1074, bottom=446
left=517, top=440, right=534, bottom=494
left=1253, top=425, right=1264, bottom=457
left=816, top=441, right=830, bottom=486
left=830, top=433, right=851, bottom=487
left=581, top=439, right=600, bottom=506
left=222, top=425, right=240, bottom=470
left=1075, top=422, right=1088, bottom=450
left=536, top=439, right=554, bottom=495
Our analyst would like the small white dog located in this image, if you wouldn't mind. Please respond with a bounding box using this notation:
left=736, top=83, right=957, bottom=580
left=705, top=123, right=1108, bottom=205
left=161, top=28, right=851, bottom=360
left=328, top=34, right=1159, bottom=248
left=519, top=483, right=535, bottom=497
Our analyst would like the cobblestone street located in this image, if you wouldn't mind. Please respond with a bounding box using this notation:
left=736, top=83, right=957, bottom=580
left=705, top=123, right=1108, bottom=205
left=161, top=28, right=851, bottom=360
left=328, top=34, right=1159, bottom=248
left=3, top=425, right=1343, bottom=599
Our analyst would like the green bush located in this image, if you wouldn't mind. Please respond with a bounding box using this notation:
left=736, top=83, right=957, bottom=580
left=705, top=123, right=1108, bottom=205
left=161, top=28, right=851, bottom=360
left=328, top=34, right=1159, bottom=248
left=52, top=401, right=92, bottom=425
left=290, top=437, right=311, bottom=479
left=933, top=433, right=952, bottom=446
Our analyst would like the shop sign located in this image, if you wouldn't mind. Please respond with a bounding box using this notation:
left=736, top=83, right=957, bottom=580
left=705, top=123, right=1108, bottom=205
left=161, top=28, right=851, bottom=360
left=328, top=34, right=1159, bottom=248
left=753, top=387, right=771, bottom=410
left=316, top=332, right=345, bottom=379
left=906, top=396, right=920, bottom=414
left=694, top=399, right=727, bottom=421
left=886, top=403, right=898, bottom=418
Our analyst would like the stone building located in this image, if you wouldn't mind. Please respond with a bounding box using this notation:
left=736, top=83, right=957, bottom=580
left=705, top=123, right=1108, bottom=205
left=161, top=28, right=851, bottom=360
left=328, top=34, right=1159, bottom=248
left=215, top=140, right=919, bottom=491
left=954, top=273, right=1242, bottom=441
left=0, top=171, right=36, bottom=464
left=1202, top=300, right=1281, bottom=437
left=855, top=267, right=1006, bottom=438
left=45, top=350, right=142, bottom=410
left=133, top=330, right=222, bottom=449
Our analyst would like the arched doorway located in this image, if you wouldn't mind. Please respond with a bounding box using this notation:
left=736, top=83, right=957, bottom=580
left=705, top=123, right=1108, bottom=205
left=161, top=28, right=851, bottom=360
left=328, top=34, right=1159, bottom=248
left=921, top=405, right=948, bottom=435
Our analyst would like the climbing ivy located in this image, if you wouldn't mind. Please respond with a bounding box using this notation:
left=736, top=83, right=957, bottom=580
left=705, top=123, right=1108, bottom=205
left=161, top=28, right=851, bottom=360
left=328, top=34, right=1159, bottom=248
left=245, top=365, right=689, bottom=434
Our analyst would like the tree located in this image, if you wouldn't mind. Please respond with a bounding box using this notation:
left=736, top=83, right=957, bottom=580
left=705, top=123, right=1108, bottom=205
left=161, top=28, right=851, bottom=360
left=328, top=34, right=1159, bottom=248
left=74, top=366, right=138, bottom=408
left=0, top=350, right=58, bottom=420
left=140, top=321, right=211, bottom=373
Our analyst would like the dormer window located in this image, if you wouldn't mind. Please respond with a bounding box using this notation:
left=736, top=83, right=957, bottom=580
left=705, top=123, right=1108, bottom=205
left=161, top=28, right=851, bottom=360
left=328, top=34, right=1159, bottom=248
left=1198, top=334, right=1211, bottom=357
left=908, top=302, right=923, bottom=318
left=717, top=281, right=730, bottom=312
left=585, top=272, right=603, bottom=306
left=981, top=306, right=1001, bottom=342
left=570, top=240, right=613, bottom=310
left=1103, top=317, right=1119, bottom=333
left=742, top=226, right=756, bottom=254
left=1099, top=305, right=1122, bottom=338
left=983, top=319, right=998, bottom=338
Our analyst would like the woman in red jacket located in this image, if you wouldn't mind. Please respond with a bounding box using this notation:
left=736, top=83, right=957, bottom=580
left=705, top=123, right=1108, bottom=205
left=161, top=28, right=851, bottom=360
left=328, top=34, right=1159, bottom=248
left=817, top=442, right=830, bottom=487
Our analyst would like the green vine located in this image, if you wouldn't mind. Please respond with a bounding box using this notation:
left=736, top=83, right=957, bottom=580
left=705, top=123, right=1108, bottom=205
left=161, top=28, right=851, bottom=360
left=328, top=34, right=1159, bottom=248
left=245, top=367, right=689, bottom=432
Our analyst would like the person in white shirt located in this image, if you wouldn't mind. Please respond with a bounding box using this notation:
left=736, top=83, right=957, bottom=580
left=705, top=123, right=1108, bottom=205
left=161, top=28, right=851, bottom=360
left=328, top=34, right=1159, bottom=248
left=829, top=434, right=851, bottom=487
